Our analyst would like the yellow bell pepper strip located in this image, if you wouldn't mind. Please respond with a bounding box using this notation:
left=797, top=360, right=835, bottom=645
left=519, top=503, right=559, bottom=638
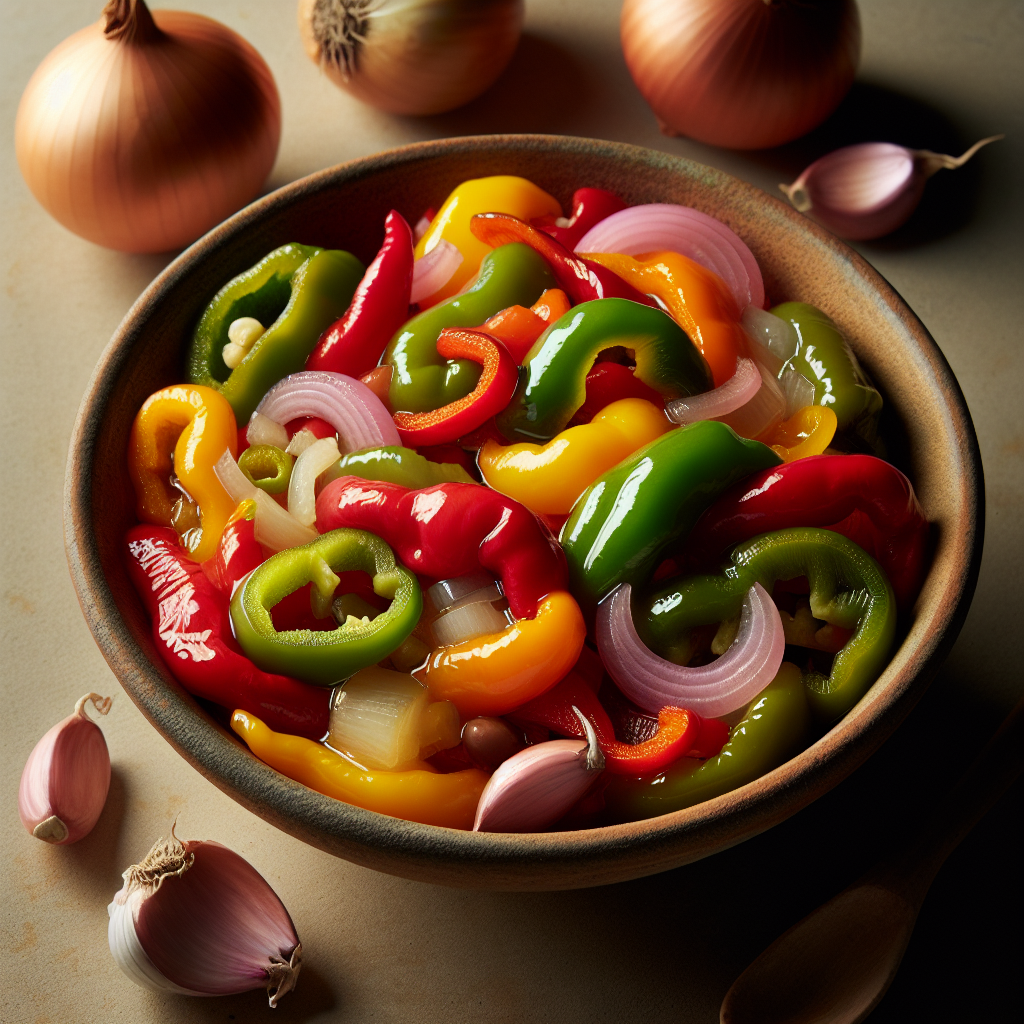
left=767, top=405, right=838, bottom=462
left=478, top=398, right=673, bottom=516
left=128, top=384, right=239, bottom=562
left=231, top=710, right=488, bottom=829
left=415, top=592, right=586, bottom=718
left=582, top=250, right=747, bottom=388
left=414, top=175, right=562, bottom=306
left=392, top=328, right=520, bottom=447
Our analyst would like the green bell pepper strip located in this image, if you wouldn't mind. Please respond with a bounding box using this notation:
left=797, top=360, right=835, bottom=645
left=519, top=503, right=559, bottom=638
left=382, top=243, right=555, bottom=414
left=771, top=302, right=883, bottom=445
left=496, top=297, right=714, bottom=443
left=640, top=527, right=897, bottom=721
left=560, top=421, right=781, bottom=618
left=603, top=662, right=810, bottom=821
left=238, top=445, right=293, bottom=495
left=320, top=445, right=475, bottom=490
left=188, top=244, right=365, bottom=425
left=229, top=528, right=421, bottom=687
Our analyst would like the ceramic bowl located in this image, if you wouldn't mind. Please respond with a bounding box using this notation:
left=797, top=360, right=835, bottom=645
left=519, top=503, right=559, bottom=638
left=65, top=135, right=982, bottom=890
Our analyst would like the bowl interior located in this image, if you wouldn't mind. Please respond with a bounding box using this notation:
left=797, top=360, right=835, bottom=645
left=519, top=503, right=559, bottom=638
left=65, top=135, right=982, bottom=890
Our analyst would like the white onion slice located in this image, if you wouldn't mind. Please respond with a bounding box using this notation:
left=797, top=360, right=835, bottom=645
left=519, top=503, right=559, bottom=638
left=666, top=357, right=762, bottom=424
left=596, top=582, right=785, bottom=718
left=718, top=361, right=786, bottom=440
left=285, top=428, right=320, bottom=457
left=255, top=371, right=400, bottom=455
left=214, top=450, right=316, bottom=553
left=741, top=305, right=798, bottom=366
left=410, top=239, right=463, bottom=304
left=576, top=204, right=765, bottom=311
left=431, top=593, right=511, bottom=648
left=780, top=366, right=818, bottom=418
left=245, top=411, right=289, bottom=450
left=287, top=436, right=340, bottom=528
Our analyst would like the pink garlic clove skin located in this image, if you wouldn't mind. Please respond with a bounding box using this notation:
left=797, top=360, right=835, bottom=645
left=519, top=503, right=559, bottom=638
left=780, top=136, right=1004, bottom=241
left=19, top=693, right=111, bottom=844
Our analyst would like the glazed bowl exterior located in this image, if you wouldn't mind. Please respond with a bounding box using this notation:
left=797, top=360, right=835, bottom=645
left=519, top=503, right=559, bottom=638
left=64, top=135, right=982, bottom=890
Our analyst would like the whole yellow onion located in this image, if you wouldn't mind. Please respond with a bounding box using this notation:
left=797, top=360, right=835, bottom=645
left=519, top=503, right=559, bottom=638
left=621, top=0, right=861, bottom=150
left=15, top=0, right=281, bottom=253
left=297, top=0, right=524, bottom=116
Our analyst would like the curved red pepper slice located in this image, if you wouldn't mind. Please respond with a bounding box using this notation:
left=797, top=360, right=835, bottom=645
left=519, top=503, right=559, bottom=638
left=315, top=478, right=566, bottom=620
left=533, top=188, right=628, bottom=250
left=393, top=328, right=519, bottom=447
left=126, top=525, right=330, bottom=740
left=686, top=454, right=929, bottom=611
left=469, top=212, right=660, bottom=309
left=306, top=210, right=414, bottom=378
left=570, top=362, right=665, bottom=425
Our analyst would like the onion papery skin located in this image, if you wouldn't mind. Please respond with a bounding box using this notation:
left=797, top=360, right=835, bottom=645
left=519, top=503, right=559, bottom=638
left=15, top=5, right=280, bottom=253
left=576, top=204, right=764, bottom=311
left=255, top=371, right=401, bottom=453
left=620, top=0, right=861, bottom=150
left=596, top=582, right=785, bottom=718
left=298, top=0, right=525, bottom=116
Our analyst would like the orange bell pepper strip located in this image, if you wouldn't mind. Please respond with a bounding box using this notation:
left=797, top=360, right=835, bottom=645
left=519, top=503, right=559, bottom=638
left=478, top=398, right=673, bottom=515
left=231, top=709, right=488, bottom=829
left=767, top=405, right=838, bottom=462
left=478, top=288, right=573, bottom=365
left=416, top=591, right=585, bottom=718
left=581, top=250, right=747, bottom=388
left=531, top=288, right=571, bottom=324
left=128, top=384, right=238, bottom=561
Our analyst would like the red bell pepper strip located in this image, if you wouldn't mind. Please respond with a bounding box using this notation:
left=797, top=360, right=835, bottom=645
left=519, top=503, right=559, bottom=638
left=510, top=671, right=725, bottom=774
left=570, top=362, right=665, bottom=425
left=306, top=210, right=414, bottom=377
left=686, top=454, right=929, bottom=611
left=315, top=477, right=566, bottom=620
left=533, top=188, right=628, bottom=250
left=202, top=499, right=262, bottom=596
left=286, top=416, right=336, bottom=441
left=469, top=212, right=660, bottom=309
left=125, top=525, right=330, bottom=740
left=392, top=328, right=519, bottom=447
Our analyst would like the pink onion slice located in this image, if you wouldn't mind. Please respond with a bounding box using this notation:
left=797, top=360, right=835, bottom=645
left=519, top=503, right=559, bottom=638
left=255, top=371, right=400, bottom=454
left=576, top=204, right=765, bottom=311
left=666, top=357, right=762, bottom=424
left=596, top=582, right=785, bottom=718
left=410, top=239, right=463, bottom=304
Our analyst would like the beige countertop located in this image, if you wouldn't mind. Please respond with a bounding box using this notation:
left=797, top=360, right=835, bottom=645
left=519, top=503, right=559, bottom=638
left=2, top=1, right=1021, bottom=1021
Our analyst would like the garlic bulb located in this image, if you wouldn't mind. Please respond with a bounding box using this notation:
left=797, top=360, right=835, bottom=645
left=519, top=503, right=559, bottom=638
left=779, top=136, right=1004, bottom=241
left=15, top=0, right=280, bottom=253
left=108, top=833, right=302, bottom=1007
left=19, top=693, right=112, bottom=845
left=297, top=0, right=524, bottom=115
left=474, top=709, right=604, bottom=832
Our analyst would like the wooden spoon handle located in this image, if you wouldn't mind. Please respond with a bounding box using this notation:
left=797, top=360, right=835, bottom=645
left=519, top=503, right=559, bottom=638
left=875, top=698, right=1023, bottom=901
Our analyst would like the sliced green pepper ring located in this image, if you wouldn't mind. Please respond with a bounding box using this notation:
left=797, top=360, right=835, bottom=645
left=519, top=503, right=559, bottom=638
left=238, top=445, right=293, bottom=495
left=639, top=527, right=896, bottom=722
left=230, top=528, right=422, bottom=687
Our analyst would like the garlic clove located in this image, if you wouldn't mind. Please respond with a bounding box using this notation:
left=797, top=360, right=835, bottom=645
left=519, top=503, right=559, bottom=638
left=108, top=833, right=302, bottom=1007
left=780, top=136, right=1004, bottom=241
left=19, top=693, right=112, bottom=845
left=474, top=708, right=604, bottom=832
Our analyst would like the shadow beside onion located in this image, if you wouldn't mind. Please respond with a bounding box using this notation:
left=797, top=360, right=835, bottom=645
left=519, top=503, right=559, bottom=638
left=744, top=80, right=988, bottom=249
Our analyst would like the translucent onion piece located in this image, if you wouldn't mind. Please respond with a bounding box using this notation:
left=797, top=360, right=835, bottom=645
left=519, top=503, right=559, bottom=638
left=718, top=361, right=786, bottom=440
left=256, top=371, right=400, bottom=454
left=246, top=411, right=290, bottom=450
left=666, top=357, right=761, bottom=424
left=781, top=366, right=818, bottom=419
left=431, top=593, right=510, bottom=648
left=214, top=451, right=316, bottom=552
left=474, top=713, right=604, bottom=833
left=328, top=667, right=439, bottom=770
left=285, top=428, right=320, bottom=457
left=576, top=204, right=764, bottom=311
left=427, top=574, right=501, bottom=613
left=410, top=239, right=463, bottom=304
left=741, top=306, right=798, bottom=367
left=288, top=436, right=340, bottom=528
left=596, top=582, right=785, bottom=718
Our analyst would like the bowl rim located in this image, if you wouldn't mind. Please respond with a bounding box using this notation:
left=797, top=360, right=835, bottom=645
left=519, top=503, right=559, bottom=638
left=64, top=133, right=984, bottom=890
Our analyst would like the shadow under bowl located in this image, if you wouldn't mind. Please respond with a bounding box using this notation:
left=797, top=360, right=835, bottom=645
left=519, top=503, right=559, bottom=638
left=64, top=135, right=983, bottom=891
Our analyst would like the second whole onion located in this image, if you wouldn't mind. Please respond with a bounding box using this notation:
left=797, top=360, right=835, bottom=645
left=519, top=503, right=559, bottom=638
left=297, top=0, right=524, bottom=116
left=620, top=0, right=861, bottom=150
